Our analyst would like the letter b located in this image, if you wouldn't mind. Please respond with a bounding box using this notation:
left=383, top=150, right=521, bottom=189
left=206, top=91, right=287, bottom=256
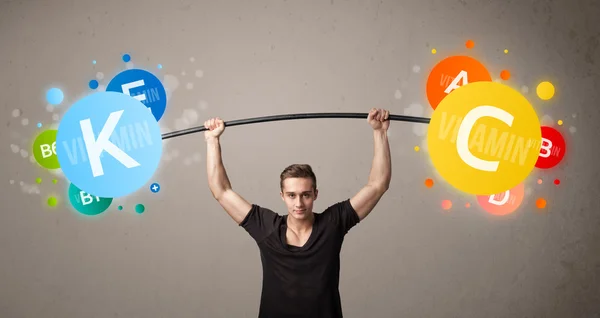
left=539, top=138, right=552, bottom=158
left=80, top=191, right=100, bottom=205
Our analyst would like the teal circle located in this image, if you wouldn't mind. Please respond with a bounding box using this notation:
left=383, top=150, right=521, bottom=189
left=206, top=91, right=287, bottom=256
left=135, top=204, right=145, bottom=214
left=68, top=183, right=113, bottom=215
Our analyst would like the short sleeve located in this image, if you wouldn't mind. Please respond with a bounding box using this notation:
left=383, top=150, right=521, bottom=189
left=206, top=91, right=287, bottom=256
left=323, top=199, right=361, bottom=235
left=239, top=204, right=281, bottom=243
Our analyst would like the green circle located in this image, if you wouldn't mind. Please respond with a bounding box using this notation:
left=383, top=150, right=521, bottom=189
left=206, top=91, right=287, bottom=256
left=117, top=206, right=123, bottom=210
left=68, top=183, right=113, bottom=215
left=32, top=129, right=60, bottom=169
left=47, top=196, right=57, bottom=207
left=135, top=204, right=145, bottom=214
left=36, top=178, right=42, bottom=184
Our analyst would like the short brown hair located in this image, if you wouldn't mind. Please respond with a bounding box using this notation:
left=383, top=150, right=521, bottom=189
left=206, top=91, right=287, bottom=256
left=280, top=164, right=317, bottom=192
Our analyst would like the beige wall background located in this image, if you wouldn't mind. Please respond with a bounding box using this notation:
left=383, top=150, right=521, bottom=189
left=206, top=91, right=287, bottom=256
left=1, top=0, right=599, bottom=317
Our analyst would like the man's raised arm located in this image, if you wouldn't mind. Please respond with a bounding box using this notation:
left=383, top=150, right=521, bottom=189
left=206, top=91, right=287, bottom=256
left=349, top=108, right=392, bottom=221
left=205, top=117, right=252, bottom=224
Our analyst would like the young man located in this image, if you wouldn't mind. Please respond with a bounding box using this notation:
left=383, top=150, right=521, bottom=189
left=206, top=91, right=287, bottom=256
left=204, top=108, right=392, bottom=317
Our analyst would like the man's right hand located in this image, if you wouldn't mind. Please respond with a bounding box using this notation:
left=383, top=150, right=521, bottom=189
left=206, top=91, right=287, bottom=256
left=204, top=117, right=225, bottom=141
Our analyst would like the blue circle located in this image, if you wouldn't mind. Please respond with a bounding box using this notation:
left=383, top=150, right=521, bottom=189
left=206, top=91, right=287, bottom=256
left=55, top=91, right=163, bottom=198
left=89, top=80, right=99, bottom=89
left=122, top=54, right=131, bottom=62
left=37, top=122, right=42, bottom=128
left=46, top=88, right=64, bottom=105
left=157, top=64, right=162, bottom=69
left=106, top=69, right=168, bottom=121
left=150, top=182, right=160, bottom=193
left=92, top=60, right=97, bottom=65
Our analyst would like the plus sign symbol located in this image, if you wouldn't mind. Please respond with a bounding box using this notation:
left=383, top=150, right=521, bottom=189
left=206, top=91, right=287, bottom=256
left=150, top=183, right=161, bottom=193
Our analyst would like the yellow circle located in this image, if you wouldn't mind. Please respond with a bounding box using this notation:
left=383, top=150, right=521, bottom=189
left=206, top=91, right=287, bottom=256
left=558, top=120, right=563, bottom=125
left=504, top=49, right=508, bottom=54
left=414, top=146, right=420, bottom=152
left=536, top=81, right=555, bottom=100
left=427, top=81, right=541, bottom=195
left=431, top=49, right=437, bottom=54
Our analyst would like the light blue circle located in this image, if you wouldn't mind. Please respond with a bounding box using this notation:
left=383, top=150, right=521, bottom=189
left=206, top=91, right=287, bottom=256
left=46, top=88, right=64, bottom=105
left=37, top=122, right=42, bottom=128
left=106, top=69, right=167, bottom=121
left=150, top=182, right=160, bottom=193
left=55, top=91, right=163, bottom=198
left=89, top=80, right=99, bottom=89
left=92, top=60, right=97, bottom=64
left=157, top=64, right=162, bottom=69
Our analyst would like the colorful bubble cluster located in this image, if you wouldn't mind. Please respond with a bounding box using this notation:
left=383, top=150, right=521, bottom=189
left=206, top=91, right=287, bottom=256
left=420, top=42, right=566, bottom=215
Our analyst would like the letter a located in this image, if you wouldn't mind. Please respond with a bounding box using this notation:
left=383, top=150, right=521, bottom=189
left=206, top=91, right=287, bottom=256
left=444, top=70, right=469, bottom=94
left=80, top=110, right=141, bottom=177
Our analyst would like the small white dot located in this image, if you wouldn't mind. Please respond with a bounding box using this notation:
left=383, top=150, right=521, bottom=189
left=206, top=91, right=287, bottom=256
left=190, top=57, right=195, bottom=62
left=186, top=82, right=194, bottom=90
left=19, top=181, right=24, bottom=186
left=29, top=155, right=35, bottom=163
left=181, top=71, right=186, bottom=76
left=9, top=180, right=14, bottom=185
left=125, top=62, right=134, bottom=69
left=569, top=126, right=577, bottom=134
left=21, top=118, right=29, bottom=126
left=20, top=149, right=28, bottom=158
left=412, top=65, right=421, bottom=73
left=198, top=100, right=208, bottom=110
left=521, top=85, right=529, bottom=94
left=96, top=72, right=104, bottom=80
left=572, top=113, right=577, bottom=118
left=195, top=70, right=203, bottom=78
left=12, top=109, right=22, bottom=117
left=52, top=114, right=59, bottom=121
left=46, top=104, right=54, bottom=112
left=97, top=84, right=106, bottom=92
left=10, top=144, right=20, bottom=153
left=394, top=90, right=402, bottom=100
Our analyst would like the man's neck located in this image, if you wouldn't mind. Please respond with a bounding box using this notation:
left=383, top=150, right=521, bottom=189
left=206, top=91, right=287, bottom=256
left=287, top=213, right=315, bottom=233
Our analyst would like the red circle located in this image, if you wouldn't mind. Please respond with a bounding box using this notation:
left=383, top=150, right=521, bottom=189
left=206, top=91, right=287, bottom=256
left=535, top=126, right=566, bottom=169
left=554, top=179, right=560, bottom=185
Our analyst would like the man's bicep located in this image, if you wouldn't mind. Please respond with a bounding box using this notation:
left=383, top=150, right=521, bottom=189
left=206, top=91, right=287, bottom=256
left=216, top=189, right=252, bottom=224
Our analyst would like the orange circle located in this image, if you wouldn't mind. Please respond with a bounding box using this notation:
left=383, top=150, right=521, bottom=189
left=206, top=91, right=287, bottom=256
left=425, top=178, right=434, bottom=188
left=426, top=55, right=492, bottom=110
left=465, top=203, right=471, bottom=208
left=537, top=179, right=543, bottom=184
left=536, top=198, right=546, bottom=209
left=442, top=200, right=452, bottom=210
left=476, top=183, right=525, bottom=216
left=465, top=40, right=475, bottom=49
left=500, top=70, right=511, bottom=80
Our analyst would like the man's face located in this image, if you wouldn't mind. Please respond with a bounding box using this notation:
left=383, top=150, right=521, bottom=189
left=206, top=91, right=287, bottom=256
left=280, top=177, right=318, bottom=220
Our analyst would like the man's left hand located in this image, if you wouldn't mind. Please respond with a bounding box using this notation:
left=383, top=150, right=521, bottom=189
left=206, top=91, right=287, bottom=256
left=367, top=108, right=390, bottom=131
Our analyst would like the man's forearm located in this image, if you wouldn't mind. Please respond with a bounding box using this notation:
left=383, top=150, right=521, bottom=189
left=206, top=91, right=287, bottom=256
left=206, top=137, right=232, bottom=199
left=367, top=130, right=391, bottom=189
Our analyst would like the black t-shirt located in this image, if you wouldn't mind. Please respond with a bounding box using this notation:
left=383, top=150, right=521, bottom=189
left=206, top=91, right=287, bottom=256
left=239, top=199, right=361, bottom=318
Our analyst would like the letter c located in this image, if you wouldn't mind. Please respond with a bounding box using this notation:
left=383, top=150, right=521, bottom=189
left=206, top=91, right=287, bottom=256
left=456, top=106, right=514, bottom=172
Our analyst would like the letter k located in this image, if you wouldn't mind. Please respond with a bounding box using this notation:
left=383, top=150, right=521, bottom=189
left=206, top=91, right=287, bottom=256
left=80, top=110, right=140, bottom=177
